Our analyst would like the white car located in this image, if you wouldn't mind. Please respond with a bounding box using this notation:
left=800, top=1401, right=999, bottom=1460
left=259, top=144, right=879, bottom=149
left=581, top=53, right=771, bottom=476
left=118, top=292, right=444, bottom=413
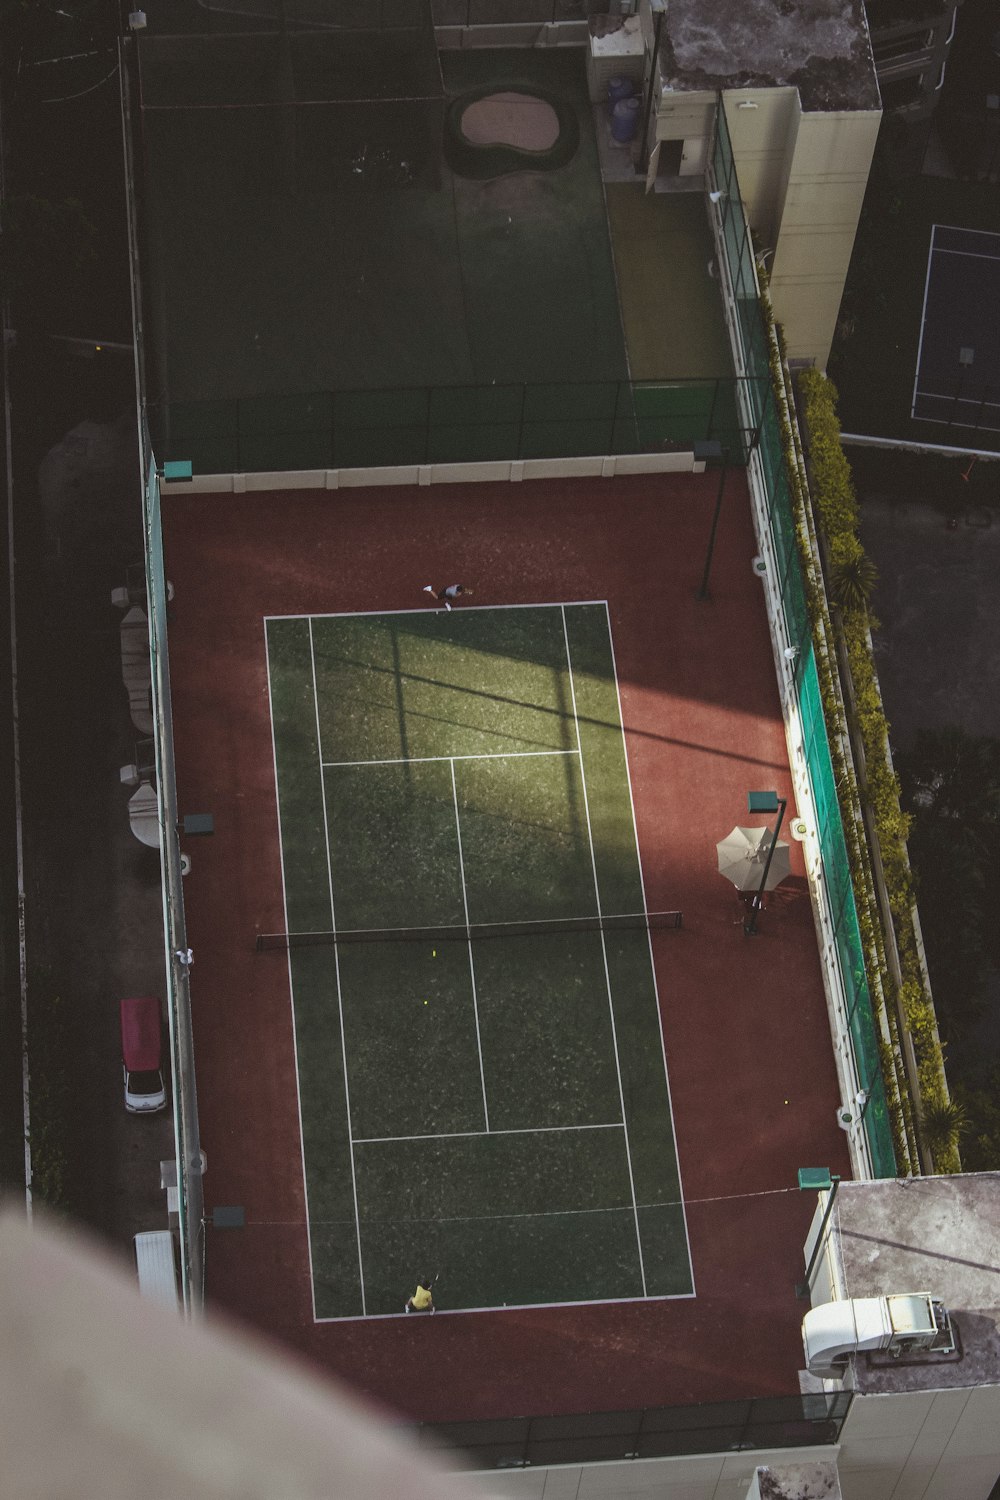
left=120, top=995, right=167, bottom=1113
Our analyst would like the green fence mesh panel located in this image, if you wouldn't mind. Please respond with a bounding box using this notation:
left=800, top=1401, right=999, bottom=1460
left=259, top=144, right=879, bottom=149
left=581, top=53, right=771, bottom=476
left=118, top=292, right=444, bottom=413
left=713, top=103, right=895, bottom=1176
left=143, top=448, right=206, bottom=1301
left=149, top=378, right=763, bottom=472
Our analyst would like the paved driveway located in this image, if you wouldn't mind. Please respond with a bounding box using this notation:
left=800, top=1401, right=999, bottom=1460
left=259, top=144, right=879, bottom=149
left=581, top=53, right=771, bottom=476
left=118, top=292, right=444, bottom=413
left=860, top=488, right=1000, bottom=749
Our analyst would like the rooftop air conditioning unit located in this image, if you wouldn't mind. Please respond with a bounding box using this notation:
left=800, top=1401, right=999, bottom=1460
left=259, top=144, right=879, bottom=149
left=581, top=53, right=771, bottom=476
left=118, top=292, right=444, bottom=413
left=803, top=1293, right=955, bottom=1379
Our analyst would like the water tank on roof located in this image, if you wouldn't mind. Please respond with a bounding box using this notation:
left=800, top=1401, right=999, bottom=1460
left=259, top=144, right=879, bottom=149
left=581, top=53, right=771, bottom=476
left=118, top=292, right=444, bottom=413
left=610, top=96, right=641, bottom=144
left=607, top=76, right=636, bottom=105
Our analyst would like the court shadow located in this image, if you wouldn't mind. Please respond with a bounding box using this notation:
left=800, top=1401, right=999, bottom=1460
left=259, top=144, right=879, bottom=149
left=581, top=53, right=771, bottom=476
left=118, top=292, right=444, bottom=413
left=769, top=875, right=809, bottom=909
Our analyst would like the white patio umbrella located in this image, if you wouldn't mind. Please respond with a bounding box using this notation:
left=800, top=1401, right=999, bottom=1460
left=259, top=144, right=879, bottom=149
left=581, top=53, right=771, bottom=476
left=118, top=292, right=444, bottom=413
left=716, top=825, right=790, bottom=892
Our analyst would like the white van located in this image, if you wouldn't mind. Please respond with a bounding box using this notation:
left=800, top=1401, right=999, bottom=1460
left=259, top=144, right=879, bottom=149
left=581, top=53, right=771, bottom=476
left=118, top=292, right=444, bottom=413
left=133, top=1230, right=180, bottom=1312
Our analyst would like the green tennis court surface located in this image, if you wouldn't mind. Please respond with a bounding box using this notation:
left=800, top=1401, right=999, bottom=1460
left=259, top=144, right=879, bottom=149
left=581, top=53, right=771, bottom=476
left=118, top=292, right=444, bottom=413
left=265, top=603, right=691, bottom=1318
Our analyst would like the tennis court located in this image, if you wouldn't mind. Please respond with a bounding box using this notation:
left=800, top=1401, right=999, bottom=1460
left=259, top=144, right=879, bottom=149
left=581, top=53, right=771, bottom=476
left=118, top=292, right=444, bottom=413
left=137, top=37, right=629, bottom=405
left=912, top=225, right=1000, bottom=432
left=264, top=601, right=691, bottom=1319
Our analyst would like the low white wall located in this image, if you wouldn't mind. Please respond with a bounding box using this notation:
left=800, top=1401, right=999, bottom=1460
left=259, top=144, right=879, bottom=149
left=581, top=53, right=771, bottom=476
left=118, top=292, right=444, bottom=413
left=461, top=1386, right=1000, bottom=1499
left=161, top=450, right=702, bottom=497
left=462, top=1445, right=840, bottom=1499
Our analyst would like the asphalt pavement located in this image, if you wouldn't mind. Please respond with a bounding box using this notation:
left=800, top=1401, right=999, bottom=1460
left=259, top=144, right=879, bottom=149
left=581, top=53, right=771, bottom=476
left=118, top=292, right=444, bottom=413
left=856, top=451, right=1000, bottom=1089
left=859, top=476, right=1000, bottom=748
left=17, top=393, right=173, bottom=1255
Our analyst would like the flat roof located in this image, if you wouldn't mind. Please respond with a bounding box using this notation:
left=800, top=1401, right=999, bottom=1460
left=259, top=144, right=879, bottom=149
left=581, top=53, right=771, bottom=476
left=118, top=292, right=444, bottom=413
left=661, top=0, right=881, bottom=113
left=135, top=43, right=733, bottom=421
left=834, top=1174, right=1000, bottom=1393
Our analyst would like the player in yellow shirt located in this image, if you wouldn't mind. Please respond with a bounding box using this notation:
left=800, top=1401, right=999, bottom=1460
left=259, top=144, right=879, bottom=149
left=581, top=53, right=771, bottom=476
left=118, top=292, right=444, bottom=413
left=405, top=1276, right=436, bottom=1313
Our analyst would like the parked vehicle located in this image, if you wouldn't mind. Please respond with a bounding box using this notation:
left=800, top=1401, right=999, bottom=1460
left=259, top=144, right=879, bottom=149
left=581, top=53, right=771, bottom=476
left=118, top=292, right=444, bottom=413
left=120, top=996, right=166, bottom=1114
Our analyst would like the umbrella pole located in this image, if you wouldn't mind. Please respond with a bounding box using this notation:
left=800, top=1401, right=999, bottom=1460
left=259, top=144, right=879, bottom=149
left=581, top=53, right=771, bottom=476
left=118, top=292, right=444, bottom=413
left=744, top=797, right=787, bottom=936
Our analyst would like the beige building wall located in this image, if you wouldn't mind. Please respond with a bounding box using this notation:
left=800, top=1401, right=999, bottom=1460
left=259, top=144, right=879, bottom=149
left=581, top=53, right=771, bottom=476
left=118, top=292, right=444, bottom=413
left=650, top=87, right=715, bottom=184
left=649, top=84, right=878, bottom=370
left=765, top=106, right=881, bottom=369
left=471, top=1444, right=843, bottom=1499
left=717, top=87, right=800, bottom=248
left=837, top=1385, right=1000, bottom=1500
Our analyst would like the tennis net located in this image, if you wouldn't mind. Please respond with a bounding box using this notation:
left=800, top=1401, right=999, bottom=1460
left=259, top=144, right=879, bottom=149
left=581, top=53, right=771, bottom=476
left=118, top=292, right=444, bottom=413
left=255, top=911, right=683, bottom=951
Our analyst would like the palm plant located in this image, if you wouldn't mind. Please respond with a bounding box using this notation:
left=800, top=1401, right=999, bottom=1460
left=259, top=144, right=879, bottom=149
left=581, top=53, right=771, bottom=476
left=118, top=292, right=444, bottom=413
left=920, top=1097, right=969, bottom=1159
left=829, top=551, right=879, bottom=613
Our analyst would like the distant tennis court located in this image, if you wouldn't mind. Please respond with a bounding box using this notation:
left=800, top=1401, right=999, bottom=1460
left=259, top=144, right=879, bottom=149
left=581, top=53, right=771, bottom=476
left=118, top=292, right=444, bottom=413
left=264, top=603, right=691, bottom=1319
left=912, top=225, right=1000, bottom=432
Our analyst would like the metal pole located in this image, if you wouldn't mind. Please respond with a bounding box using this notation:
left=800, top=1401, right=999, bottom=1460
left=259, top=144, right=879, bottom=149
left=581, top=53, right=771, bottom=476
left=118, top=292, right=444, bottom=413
left=695, top=447, right=729, bottom=601
left=638, top=0, right=666, bottom=177
left=797, top=1176, right=841, bottom=1298
left=744, top=795, right=786, bottom=935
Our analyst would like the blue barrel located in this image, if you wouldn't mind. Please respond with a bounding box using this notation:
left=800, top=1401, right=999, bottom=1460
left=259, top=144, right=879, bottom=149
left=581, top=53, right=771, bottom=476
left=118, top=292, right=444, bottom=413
left=610, top=95, right=641, bottom=143
left=607, top=75, right=636, bottom=106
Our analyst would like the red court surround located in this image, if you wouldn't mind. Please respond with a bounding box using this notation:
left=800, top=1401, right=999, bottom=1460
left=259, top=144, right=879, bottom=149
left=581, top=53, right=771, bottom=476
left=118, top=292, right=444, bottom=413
left=163, top=472, right=852, bottom=1423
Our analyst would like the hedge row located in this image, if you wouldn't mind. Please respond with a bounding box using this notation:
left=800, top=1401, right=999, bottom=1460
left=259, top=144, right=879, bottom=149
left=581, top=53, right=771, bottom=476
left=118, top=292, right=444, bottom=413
left=795, top=368, right=956, bottom=1173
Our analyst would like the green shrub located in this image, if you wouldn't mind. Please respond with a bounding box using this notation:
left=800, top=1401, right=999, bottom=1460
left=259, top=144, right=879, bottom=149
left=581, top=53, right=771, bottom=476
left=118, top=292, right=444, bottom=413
left=792, top=366, right=950, bottom=1172
left=952, top=1075, right=1000, bottom=1170
left=919, top=1097, right=969, bottom=1158
left=830, top=552, right=879, bottom=613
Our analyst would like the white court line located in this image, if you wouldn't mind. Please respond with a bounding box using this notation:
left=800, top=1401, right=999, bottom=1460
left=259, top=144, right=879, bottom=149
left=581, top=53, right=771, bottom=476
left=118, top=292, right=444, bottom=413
left=911, top=222, right=937, bottom=420
left=450, top=758, right=490, bottom=1131
left=930, top=224, right=1000, bottom=245
left=322, top=749, right=578, bottom=769
left=913, top=408, right=1000, bottom=432
left=931, top=247, right=1000, bottom=261
left=917, top=387, right=1000, bottom=405
left=603, top=600, right=696, bottom=1298
left=308, top=618, right=368, bottom=1317
left=264, top=622, right=322, bottom=1324
left=316, top=1288, right=697, bottom=1324
left=912, top=224, right=1000, bottom=417
left=273, top=603, right=689, bottom=1319
left=915, top=389, right=1000, bottom=405
left=354, top=1122, right=625, bottom=1145
left=560, top=605, right=647, bottom=1297
left=264, top=600, right=609, bottom=624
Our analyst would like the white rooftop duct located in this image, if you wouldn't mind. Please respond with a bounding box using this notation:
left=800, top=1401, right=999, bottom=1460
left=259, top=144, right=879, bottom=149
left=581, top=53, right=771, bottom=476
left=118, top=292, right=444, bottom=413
left=803, top=1294, right=954, bottom=1379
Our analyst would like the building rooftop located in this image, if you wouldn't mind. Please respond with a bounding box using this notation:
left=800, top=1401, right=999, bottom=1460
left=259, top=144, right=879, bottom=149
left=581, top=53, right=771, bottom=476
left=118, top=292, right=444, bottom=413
left=833, top=1173, right=1000, bottom=1393
left=661, top=0, right=881, bottom=113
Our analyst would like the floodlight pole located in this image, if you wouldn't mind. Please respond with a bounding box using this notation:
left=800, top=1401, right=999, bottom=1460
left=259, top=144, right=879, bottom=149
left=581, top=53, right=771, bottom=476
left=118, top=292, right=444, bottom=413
left=796, top=1169, right=841, bottom=1299
left=744, top=790, right=786, bottom=936
left=695, top=443, right=729, bottom=601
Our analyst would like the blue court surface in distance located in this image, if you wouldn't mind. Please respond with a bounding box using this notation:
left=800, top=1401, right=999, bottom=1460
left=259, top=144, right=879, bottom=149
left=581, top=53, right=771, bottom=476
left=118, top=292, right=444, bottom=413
left=912, top=225, right=1000, bottom=431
